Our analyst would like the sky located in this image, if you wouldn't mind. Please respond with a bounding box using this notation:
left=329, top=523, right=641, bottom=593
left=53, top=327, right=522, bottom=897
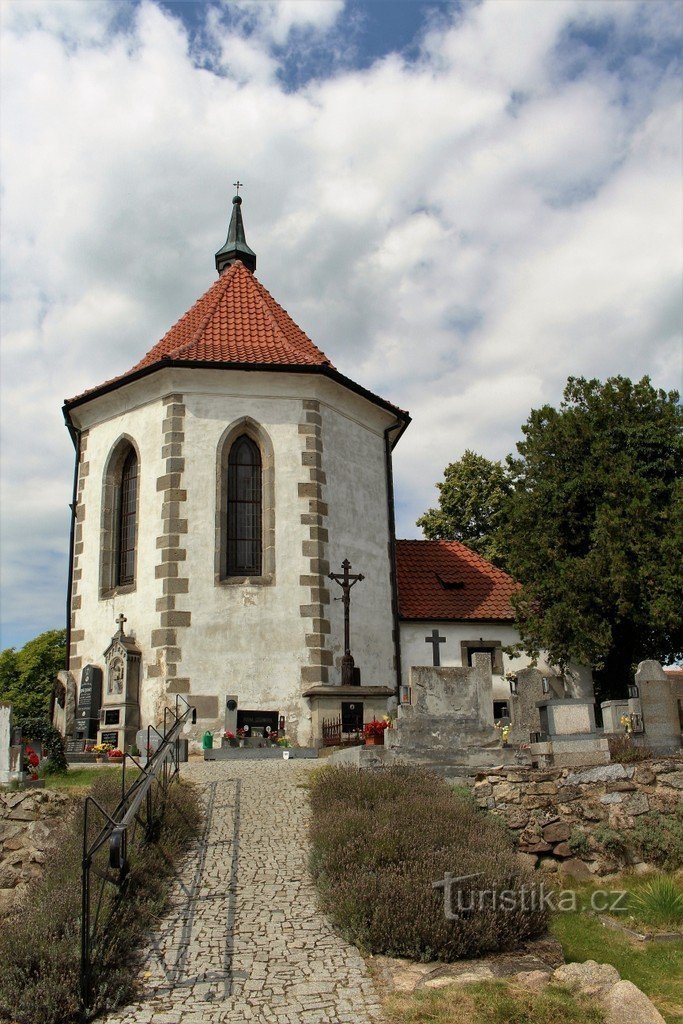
left=1, top=0, right=681, bottom=650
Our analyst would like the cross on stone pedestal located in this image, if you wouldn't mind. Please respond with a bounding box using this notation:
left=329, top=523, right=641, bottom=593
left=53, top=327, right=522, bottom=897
left=425, top=628, right=446, bottom=666
left=115, top=613, right=127, bottom=635
left=328, top=559, right=365, bottom=686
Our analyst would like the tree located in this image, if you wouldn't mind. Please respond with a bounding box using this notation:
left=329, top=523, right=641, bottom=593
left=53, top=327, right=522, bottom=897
left=502, top=376, right=682, bottom=699
left=417, top=449, right=512, bottom=565
left=0, top=629, right=67, bottom=721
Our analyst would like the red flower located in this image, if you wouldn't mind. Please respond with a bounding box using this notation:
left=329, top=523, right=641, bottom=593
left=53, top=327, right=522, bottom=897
left=363, top=719, right=389, bottom=738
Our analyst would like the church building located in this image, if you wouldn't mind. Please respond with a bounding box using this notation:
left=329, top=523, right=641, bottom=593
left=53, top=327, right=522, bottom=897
left=62, top=194, right=534, bottom=750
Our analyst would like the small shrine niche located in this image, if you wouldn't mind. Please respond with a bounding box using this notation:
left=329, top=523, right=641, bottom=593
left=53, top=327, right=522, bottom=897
left=99, top=613, right=141, bottom=751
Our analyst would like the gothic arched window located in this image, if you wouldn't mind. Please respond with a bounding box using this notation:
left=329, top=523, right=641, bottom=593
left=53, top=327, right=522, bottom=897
left=227, top=435, right=262, bottom=576
left=116, top=447, right=138, bottom=586
left=100, top=437, right=140, bottom=596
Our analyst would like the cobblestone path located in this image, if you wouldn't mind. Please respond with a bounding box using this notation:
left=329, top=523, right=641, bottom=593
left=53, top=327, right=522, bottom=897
left=104, top=759, right=385, bottom=1024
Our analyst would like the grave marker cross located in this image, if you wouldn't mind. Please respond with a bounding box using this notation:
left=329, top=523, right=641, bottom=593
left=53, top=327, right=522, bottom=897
left=115, top=613, right=127, bottom=634
left=425, top=628, right=446, bottom=667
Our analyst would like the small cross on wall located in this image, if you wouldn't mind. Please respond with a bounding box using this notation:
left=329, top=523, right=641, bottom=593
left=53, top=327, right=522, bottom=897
left=115, top=613, right=127, bottom=634
left=425, top=628, right=446, bottom=667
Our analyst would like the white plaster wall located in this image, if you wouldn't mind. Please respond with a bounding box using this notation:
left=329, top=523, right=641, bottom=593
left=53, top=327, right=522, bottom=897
left=321, top=396, right=397, bottom=689
left=72, top=392, right=165, bottom=725
left=179, top=387, right=308, bottom=738
left=69, top=367, right=399, bottom=744
left=400, top=621, right=535, bottom=701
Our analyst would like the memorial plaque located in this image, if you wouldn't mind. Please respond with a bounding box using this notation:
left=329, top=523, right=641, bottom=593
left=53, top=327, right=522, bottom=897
left=104, top=709, right=120, bottom=726
left=66, top=739, right=86, bottom=754
left=101, top=731, right=119, bottom=746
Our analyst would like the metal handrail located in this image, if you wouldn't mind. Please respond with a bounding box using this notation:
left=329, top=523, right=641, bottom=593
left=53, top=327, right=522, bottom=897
left=80, top=695, right=196, bottom=1015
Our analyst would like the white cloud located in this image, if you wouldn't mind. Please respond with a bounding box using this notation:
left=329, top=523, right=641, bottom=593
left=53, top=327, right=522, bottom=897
left=0, top=0, right=680, bottom=646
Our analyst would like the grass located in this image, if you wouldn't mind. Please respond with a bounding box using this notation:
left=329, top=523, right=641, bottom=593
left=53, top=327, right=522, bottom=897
left=551, top=878, right=683, bottom=1024
left=42, top=766, right=126, bottom=791
left=0, top=771, right=202, bottom=1024
left=384, top=980, right=605, bottom=1024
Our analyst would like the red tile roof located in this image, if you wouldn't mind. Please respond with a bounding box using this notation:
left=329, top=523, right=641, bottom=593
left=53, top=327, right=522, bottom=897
left=396, top=539, right=518, bottom=622
left=67, top=261, right=334, bottom=403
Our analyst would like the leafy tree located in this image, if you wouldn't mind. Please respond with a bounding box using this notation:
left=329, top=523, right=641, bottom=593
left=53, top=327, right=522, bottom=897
left=0, top=628, right=67, bottom=721
left=417, top=449, right=513, bottom=565
left=503, top=376, right=682, bottom=699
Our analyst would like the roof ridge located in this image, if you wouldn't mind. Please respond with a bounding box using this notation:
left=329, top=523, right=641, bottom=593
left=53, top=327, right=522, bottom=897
left=167, top=264, right=237, bottom=361
left=251, top=273, right=332, bottom=366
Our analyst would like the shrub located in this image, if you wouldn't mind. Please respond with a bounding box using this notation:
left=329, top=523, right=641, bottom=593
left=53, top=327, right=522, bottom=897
left=593, top=826, right=629, bottom=861
left=630, top=806, right=683, bottom=871
left=0, top=772, right=202, bottom=1024
left=17, top=717, right=68, bottom=775
left=309, top=765, right=548, bottom=962
left=607, top=735, right=653, bottom=763
left=568, top=829, right=590, bottom=857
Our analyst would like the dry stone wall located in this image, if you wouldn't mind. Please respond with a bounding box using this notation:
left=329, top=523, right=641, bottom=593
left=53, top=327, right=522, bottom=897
left=0, top=789, right=73, bottom=912
left=473, top=757, right=682, bottom=876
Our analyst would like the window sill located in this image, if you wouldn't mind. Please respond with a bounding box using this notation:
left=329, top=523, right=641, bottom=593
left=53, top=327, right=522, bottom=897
left=100, top=583, right=137, bottom=600
left=216, top=574, right=275, bottom=588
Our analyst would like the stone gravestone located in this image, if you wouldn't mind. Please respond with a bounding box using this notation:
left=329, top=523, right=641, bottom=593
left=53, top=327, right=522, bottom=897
left=0, top=703, right=22, bottom=785
left=52, top=669, right=77, bottom=738
left=74, top=664, right=103, bottom=742
left=600, top=699, right=630, bottom=735
left=508, top=668, right=548, bottom=745
left=386, top=653, right=507, bottom=767
left=100, top=615, right=141, bottom=751
left=532, top=698, right=610, bottom=767
left=635, top=660, right=682, bottom=754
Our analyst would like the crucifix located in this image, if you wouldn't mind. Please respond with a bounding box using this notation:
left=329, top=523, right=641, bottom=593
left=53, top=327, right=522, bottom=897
left=115, top=613, right=127, bottom=635
left=328, top=559, right=365, bottom=686
left=425, top=628, right=446, bottom=666
left=233, top=179, right=243, bottom=194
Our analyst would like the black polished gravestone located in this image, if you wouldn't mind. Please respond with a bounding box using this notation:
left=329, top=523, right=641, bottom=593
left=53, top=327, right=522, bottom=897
left=74, top=664, right=103, bottom=742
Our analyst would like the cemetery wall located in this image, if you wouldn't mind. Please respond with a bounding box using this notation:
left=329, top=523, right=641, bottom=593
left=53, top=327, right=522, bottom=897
left=472, top=757, right=682, bottom=876
left=0, top=789, right=73, bottom=913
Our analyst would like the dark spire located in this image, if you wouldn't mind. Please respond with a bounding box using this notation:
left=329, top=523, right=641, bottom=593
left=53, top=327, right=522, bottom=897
left=215, top=189, right=257, bottom=275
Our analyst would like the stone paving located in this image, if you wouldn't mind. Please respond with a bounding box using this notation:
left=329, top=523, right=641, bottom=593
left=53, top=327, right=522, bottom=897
left=103, top=759, right=385, bottom=1024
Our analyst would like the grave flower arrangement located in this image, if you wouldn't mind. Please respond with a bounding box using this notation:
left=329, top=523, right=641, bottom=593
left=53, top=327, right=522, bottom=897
left=363, top=719, right=388, bottom=745
left=23, top=746, right=40, bottom=780
left=223, top=730, right=238, bottom=748
left=92, top=742, right=112, bottom=761
left=620, top=714, right=633, bottom=734
left=108, top=749, right=124, bottom=761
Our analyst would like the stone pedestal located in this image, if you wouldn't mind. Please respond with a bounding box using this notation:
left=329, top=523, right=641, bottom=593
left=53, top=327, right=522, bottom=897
left=601, top=699, right=630, bottom=735
left=387, top=654, right=503, bottom=764
left=532, top=698, right=610, bottom=768
left=303, top=685, right=394, bottom=747
left=636, top=661, right=682, bottom=754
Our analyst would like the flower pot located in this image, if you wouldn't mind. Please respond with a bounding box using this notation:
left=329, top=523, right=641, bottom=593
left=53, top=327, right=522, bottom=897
left=95, top=755, right=104, bottom=764
left=365, top=736, right=384, bottom=746
left=108, top=755, right=124, bottom=763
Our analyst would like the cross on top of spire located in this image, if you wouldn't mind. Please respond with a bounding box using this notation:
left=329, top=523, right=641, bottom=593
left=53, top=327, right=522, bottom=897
left=215, top=178, right=257, bottom=274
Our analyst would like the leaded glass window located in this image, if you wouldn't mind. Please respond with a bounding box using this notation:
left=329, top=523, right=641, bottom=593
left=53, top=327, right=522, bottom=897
left=227, top=435, right=262, bottom=575
left=116, top=448, right=138, bottom=585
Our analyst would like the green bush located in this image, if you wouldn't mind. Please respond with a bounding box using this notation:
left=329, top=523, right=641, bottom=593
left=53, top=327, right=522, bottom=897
left=568, top=829, right=590, bottom=857
left=0, top=772, right=202, bottom=1024
left=309, top=765, right=548, bottom=962
left=630, top=805, right=683, bottom=871
left=18, top=717, right=68, bottom=775
left=593, top=826, right=630, bottom=861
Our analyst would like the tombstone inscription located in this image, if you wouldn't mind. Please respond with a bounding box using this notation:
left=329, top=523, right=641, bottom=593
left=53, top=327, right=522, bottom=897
left=75, top=664, right=103, bottom=741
